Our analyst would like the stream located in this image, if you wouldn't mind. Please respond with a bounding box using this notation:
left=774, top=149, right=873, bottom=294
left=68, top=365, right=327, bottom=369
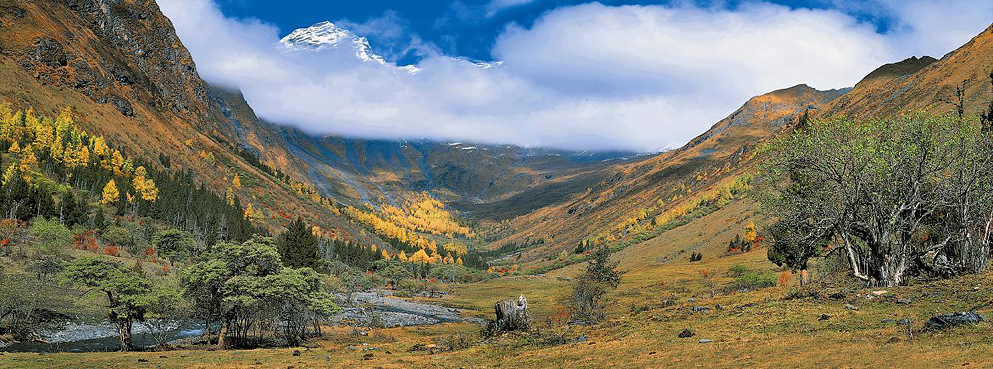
left=1, top=292, right=483, bottom=353
left=1, top=321, right=204, bottom=353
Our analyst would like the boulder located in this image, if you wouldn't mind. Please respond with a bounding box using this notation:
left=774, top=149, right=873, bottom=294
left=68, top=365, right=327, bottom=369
left=924, top=312, right=985, bottom=329
left=491, top=295, right=530, bottom=332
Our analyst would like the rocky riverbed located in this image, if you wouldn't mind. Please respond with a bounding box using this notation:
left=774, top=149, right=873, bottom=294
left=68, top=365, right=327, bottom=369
left=332, top=291, right=485, bottom=327
left=33, top=320, right=182, bottom=344
left=2, top=291, right=483, bottom=352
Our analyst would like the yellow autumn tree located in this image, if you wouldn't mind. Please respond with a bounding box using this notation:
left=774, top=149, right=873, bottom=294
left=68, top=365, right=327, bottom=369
left=397, top=250, right=408, bottom=262
left=745, top=221, right=757, bottom=244
left=92, top=136, right=109, bottom=158
left=49, top=135, right=64, bottom=164
left=18, top=145, right=38, bottom=174
left=232, top=174, right=241, bottom=189
left=54, top=108, right=73, bottom=137
left=33, top=121, right=53, bottom=151
left=109, top=150, right=126, bottom=175
left=381, top=250, right=391, bottom=260
left=101, top=179, right=120, bottom=204
left=64, top=145, right=89, bottom=169
left=244, top=203, right=256, bottom=220
left=8, top=141, right=20, bottom=154
left=225, top=186, right=236, bottom=206
left=409, top=248, right=431, bottom=264
left=2, top=165, right=16, bottom=186
left=456, top=257, right=463, bottom=266
left=133, top=166, right=159, bottom=201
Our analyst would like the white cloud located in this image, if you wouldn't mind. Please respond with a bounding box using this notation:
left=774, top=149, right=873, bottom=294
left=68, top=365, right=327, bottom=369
left=486, top=0, right=539, bottom=17
left=875, top=0, right=992, bottom=57
left=158, top=0, right=990, bottom=152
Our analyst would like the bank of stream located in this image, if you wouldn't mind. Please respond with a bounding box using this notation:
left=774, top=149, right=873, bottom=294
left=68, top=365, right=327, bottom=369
left=1, top=292, right=482, bottom=353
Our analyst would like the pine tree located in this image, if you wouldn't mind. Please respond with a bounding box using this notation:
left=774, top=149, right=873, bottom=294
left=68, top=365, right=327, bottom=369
left=277, top=217, right=320, bottom=269
left=93, top=206, right=106, bottom=229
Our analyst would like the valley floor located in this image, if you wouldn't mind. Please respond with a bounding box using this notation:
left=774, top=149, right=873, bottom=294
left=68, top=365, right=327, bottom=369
left=4, top=202, right=993, bottom=368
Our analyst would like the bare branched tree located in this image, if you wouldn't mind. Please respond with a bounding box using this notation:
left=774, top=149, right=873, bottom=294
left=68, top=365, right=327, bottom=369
left=761, top=114, right=993, bottom=287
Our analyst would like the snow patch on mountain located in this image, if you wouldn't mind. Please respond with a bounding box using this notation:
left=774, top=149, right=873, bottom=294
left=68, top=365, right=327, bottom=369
left=280, top=21, right=404, bottom=70
left=280, top=21, right=507, bottom=75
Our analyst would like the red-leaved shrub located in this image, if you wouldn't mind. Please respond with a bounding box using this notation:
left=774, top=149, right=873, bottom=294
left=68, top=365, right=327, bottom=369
left=104, top=245, right=120, bottom=257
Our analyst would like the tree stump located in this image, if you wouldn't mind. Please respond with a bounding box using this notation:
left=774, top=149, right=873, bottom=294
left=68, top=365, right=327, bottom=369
left=492, top=295, right=530, bottom=332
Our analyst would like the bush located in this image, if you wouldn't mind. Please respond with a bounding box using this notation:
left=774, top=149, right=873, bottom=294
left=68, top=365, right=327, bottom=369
left=30, top=217, right=71, bottom=256
left=570, top=245, right=622, bottom=322
left=104, top=245, right=120, bottom=257
left=427, top=264, right=490, bottom=283
left=438, top=333, right=476, bottom=351
left=398, top=278, right=439, bottom=295
left=727, top=264, right=749, bottom=277
left=152, top=228, right=196, bottom=263
left=101, top=226, right=133, bottom=251
left=689, top=252, right=703, bottom=262
left=730, top=270, right=777, bottom=291
left=378, top=262, right=414, bottom=286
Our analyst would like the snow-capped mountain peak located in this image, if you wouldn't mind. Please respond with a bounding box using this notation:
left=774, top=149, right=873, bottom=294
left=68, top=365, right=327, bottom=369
left=280, top=21, right=351, bottom=50
left=279, top=21, right=390, bottom=65
left=279, top=21, right=504, bottom=75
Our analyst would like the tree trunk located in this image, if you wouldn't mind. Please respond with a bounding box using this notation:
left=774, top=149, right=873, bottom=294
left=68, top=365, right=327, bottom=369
left=492, top=295, right=530, bottom=332
left=118, top=318, right=133, bottom=352
left=217, top=317, right=229, bottom=349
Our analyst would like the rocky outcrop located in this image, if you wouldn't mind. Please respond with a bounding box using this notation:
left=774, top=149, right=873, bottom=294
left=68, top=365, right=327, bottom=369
left=1, top=0, right=211, bottom=120
left=924, top=312, right=985, bottom=330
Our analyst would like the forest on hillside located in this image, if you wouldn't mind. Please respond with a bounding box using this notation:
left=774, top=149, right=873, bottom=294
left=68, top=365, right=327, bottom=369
left=0, top=105, right=499, bottom=351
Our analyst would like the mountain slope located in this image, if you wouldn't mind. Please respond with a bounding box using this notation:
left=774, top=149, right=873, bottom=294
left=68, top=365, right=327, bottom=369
left=206, top=85, right=633, bottom=210
left=477, top=83, right=848, bottom=267
left=482, top=24, right=992, bottom=270
left=0, top=0, right=385, bottom=245
left=822, top=25, right=993, bottom=119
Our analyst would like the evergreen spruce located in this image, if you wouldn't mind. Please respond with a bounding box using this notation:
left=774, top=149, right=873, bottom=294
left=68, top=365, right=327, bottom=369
left=277, top=217, right=320, bottom=269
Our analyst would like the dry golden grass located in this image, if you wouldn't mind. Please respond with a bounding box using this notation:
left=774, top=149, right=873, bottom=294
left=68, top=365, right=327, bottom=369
left=6, top=198, right=993, bottom=368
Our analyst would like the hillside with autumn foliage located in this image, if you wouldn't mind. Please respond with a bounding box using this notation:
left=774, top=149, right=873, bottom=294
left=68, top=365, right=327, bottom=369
left=0, top=0, right=992, bottom=367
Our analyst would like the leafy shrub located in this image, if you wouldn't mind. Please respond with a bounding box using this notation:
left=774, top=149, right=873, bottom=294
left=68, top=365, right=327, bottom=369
left=778, top=270, right=793, bottom=287
left=570, top=245, right=622, bottom=322
left=103, top=245, right=120, bottom=257
left=398, top=278, right=439, bottom=294
left=730, top=270, right=777, bottom=291
left=377, top=262, right=414, bottom=286
left=427, top=264, right=490, bottom=283
left=30, top=217, right=71, bottom=256
left=438, top=333, right=476, bottom=351
left=152, top=228, right=196, bottom=263
left=101, top=226, right=133, bottom=250
left=727, top=264, right=749, bottom=277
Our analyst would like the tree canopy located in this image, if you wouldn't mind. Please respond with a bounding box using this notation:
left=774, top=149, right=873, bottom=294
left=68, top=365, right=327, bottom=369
left=761, top=114, right=993, bottom=286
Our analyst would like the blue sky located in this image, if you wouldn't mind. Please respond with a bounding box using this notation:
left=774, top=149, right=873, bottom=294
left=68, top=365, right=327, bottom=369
left=212, top=0, right=904, bottom=65
left=161, top=0, right=991, bottom=152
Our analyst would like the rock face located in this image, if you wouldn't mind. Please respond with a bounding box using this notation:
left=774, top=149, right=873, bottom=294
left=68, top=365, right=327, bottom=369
left=924, top=312, right=985, bottom=330
left=3, top=0, right=211, bottom=120
left=491, top=295, right=530, bottom=332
